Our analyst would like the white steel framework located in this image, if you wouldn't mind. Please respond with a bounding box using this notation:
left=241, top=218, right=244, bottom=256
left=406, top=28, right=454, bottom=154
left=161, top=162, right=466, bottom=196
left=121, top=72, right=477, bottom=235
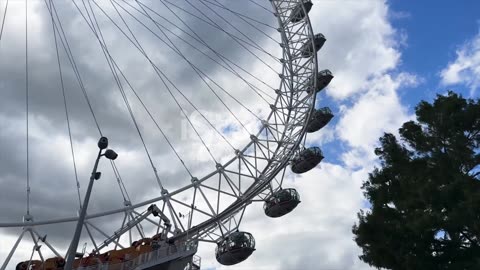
left=0, top=0, right=326, bottom=268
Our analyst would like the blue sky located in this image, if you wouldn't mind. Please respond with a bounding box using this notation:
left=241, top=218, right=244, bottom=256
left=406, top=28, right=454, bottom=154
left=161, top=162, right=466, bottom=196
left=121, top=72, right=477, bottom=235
left=389, top=0, right=480, bottom=102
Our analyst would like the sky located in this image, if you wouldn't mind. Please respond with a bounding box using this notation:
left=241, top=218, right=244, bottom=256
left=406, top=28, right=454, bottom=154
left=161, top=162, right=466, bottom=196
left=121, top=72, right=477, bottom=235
left=0, top=0, right=480, bottom=270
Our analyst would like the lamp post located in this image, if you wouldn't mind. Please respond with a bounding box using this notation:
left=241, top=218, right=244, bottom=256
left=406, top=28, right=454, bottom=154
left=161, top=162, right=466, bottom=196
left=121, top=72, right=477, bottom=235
left=64, top=137, right=118, bottom=270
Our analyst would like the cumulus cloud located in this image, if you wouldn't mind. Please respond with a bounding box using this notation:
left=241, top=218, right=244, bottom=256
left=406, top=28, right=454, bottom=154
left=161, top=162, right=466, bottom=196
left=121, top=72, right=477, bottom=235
left=337, top=72, right=416, bottom=169
left=440, top=30, right=480, bottom=96
left=309, top=0, right=401, bottom=100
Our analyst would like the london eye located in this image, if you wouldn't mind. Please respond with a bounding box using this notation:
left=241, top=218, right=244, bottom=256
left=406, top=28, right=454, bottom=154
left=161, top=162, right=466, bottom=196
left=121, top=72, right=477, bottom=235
left=0, top=0, right=334, bottom=269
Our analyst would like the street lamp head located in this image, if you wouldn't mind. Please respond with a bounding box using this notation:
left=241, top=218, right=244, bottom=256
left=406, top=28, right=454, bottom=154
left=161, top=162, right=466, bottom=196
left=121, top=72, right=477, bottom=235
left=98, top=137, right=109, bottom=150
left=104, top=149, right=118, bottom=160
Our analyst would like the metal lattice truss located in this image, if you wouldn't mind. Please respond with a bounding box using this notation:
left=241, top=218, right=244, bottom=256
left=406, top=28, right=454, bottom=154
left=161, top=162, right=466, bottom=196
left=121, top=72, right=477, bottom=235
left=0, top=0, right=319, bottom=266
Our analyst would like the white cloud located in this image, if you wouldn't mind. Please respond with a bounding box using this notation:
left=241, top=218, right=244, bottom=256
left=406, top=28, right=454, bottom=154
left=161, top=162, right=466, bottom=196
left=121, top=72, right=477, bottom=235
left=440, top=30, right=480, bottom=96
left=337, top=73, right=416, bottom=168
left=309, top=0, right=401, bottom=100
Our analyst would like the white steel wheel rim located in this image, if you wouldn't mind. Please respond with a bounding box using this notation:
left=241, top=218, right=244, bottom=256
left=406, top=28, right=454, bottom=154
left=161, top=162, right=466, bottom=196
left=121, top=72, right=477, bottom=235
left=0, top=0, right=319, bottom=249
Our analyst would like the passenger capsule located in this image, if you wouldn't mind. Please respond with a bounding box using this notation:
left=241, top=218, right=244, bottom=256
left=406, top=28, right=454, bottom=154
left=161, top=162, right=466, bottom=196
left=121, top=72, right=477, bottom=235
left=306, top=107, right=334, bottom=133
left=306, top=69, right=333, bottom=94
left=289, top=0, right=313, bottom=23
left=264, top=188, right=301, bottom=218
left=291, top=147, right=324, bottom=174
left=216, top=231, right=256, bottom=265
left=300, top=33, right=326, bottom=58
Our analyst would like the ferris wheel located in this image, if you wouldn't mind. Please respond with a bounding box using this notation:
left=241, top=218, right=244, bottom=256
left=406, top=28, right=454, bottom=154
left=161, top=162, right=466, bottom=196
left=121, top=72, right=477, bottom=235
left=0, top=0, right=334, bottom=269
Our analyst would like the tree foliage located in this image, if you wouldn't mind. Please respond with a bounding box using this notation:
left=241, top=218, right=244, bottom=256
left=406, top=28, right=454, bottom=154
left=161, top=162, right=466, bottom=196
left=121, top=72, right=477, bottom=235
left=353, top=92, right=480, bottom=270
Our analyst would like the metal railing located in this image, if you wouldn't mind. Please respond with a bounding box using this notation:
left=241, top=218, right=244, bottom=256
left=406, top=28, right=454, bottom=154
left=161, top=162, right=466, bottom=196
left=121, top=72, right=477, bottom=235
left=73, top=241, right=198, bottom=270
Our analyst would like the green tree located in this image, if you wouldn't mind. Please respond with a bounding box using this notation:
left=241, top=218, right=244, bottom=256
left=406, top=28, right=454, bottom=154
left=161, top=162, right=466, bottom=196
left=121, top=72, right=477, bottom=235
left=353, top=92, right=480, bottom=270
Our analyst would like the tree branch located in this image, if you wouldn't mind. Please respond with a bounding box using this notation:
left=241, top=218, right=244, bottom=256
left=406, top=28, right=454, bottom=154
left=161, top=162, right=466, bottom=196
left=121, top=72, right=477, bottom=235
left=470, top=171, right=480, bottom=179
left=460, top=231, right=478, bottom=247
